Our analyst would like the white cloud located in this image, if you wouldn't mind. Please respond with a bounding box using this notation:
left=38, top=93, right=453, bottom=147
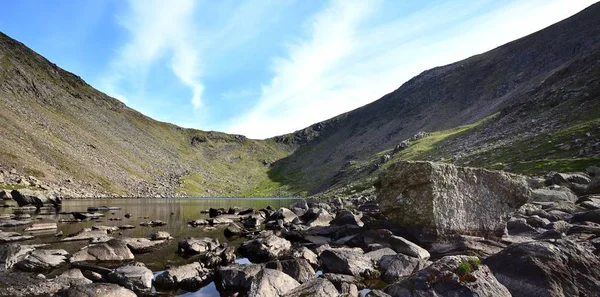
left=100, top=0, right=204, bottom=110
left=226, top=0, right=597, bottom=139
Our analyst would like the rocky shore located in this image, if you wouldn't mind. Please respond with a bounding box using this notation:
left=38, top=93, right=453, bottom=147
left=1, top=161, right=600, bottom=296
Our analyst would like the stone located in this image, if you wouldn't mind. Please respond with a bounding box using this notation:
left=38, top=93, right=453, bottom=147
left=378, top=254, right=430, bottom=283
left=367, top=290, right=392, bottom=297
left=282, top=278, right=339, bottom=297
left=248, top=268, right=300, bottom=297
left=62, top=230, right=111, bottom=242
left=0, top=219, right=31, bottom=227
left=389, top=236, right=430, bottom=259
left=290, top=246, right=319, bottom=267
left=244, top=217, right=263, bottom=228
left=224, top=223, right=245, bottom=237
left=72, top=212, right=103, bottom=220
left=107, top=263, right=153, bottom=292
left=588, top=176, right=600, bottom=194
left=320, top=249, right=380, bottom=279
left=123, top=237, right=167, bottom=253
left=154, top=262, right=212, bottom=291
left=265, top=258, right=315, bottom=283
left=216, top=264, right=264, bottom=294
left=24, top=222, right=57, bottom=232
left=485, top=239, right=600, bottom=297
left=428, top=235, right=506, bottom=258
left=238, top=231, right=292, bottom=262
left=571, top=209, right=600, bottom=224
left=268, top=207, right=298, bottom=223
left=0, top=244, right=36, bottom=269
left=15, top=249, right=68, bottom=272
left=209, top=217, right=234, bottom=225
left=56, top=269, right=93, bottom=286
left=57, top=283, right=136, bottom=297
left=378, top=161, right=530, bottom=243
left=10, top=189, right=61, bottom=208
left=148, top=231, right=171, bottom=240
left=178, top=237, right=220, bottom=254
left=364, top=247, right=397, bottom=264
left=526, top=215, right=551, bottom=228
left=292, top=199, right=308, bottom=210
left=70, top=239, right=134, bottom=262
left=330, top=210, right=364, bottom=227
left=531, top=187, right=578, bottom=203
left=384, top=256, right=510, bottom=297
left=0, top=231, right=34, bottom=243
left=506, top=217, right=538, bottom=235
left=302, top=208, right=334, bottom=227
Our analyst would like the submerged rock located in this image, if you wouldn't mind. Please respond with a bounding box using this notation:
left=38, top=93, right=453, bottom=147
left=154, top=262, right=213, bottom=291
left=70, top=239, right=134, bottom=262
left=15, top=249, right=69, bottom=272
left=378, top=161, right=530, bottom=243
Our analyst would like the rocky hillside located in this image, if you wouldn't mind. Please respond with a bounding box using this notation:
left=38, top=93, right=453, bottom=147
left=270, top=2, right=600, bottom=196
left=0, top=32, right=293, bottom=197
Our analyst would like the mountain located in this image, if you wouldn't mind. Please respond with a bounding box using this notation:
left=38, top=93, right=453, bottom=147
left=267, top=2, right=600, bottom=196
left=1, top=3, right=599, bottom=198
left=0, top=32, right=293, bottom=197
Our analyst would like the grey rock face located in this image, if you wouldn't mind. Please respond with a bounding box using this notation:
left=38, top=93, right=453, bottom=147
left=107, top=263, right=153, bottom=292
left=571, top=209, right=600, bottom=224
left=485, top=239, right=600, bottom=297
left=265, top=258, right=315, bottom=283
left=248, top=268, right=300, bottom=297
left=154, top=262, right=212, bottom=290
left=282, top=278, right=339, bottom=297
left=58, top=283, right=136, bottom=297
left=24, top=222, right=57, bottom=232
left=62, top=230, right=111, bottom=242
left=10, top=189, right=61, bottom=208
left=531, top=187, right=578, bottom=202
left=70, top=239, right=134, bottom=262
left=238, top=231, right=292, bottom=262
left=320, top=249, right=380, bottom=279
left=0, top=244, right=36, bottom=269
left=378, top=161, right=530, bottom=243
left=178, top=237, right=220, bottom=254
left=15, top=249, right=69, bottom=272
left=383, top=255, right=510, bottom=297
left=428, top=235, right=506, bottom=258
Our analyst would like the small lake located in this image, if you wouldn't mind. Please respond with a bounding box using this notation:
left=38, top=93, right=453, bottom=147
left=0, top=197, right=300, bottom=296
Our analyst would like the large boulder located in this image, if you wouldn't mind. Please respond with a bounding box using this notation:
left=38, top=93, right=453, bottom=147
left=238, top=231, right=292, bottom=262
left=383, top=255, right=510, bottom=297
left=282, top=278, right=339, bottom=297
left=378, top=161, right=530, bottom=243
left=531, top=187, right=578, bottom=203
left=0, top=244, right=36, bottom=269
left=485, top=239, right=600, bottom=297
left=58, top=283, right=136, bottom=297
left=268, top=207, right=298, bottom=223
left=107, top=263, right=153, bottom=292
left=15, top=249, right=69, bottom=272
left=70, top=239, right=134, bottom=262
left=265, top=259, right=315, bottom=283
left=178, top=237, right=220, bottom=254
left=154, top=262, right=212, bottom=291
left=248, top=268, right=300, bottom=297
left=10, top=189, right=61, bottom=208
left=216, top=263, right=264, bottom=294
left=122, top=237, right=167, bottom=253
left=378, top=254, right=430, bottom=283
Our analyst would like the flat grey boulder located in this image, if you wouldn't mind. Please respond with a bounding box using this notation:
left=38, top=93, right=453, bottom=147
left=330, top=210, right=364, bottom=227
left=265, top=258, right=315, bottom=283
left=389, top=236, right=430, bottom=259
left=224, top=223, right=245, bottom=237
left=11, top=189, right=61, bottom=208
left=248, top=268, right=300, bottom=297
left=149, top=231, right=171, bottom=240
left=238, top=231, right=292, bottom=262
left=378, top=254, right=430, bottom=283
left=179, top=237, right=220, bottom=254
left=0, top=230, right=34, bottom=243
left=154, top=262, right=212, bottom=291
left=122, top=237, right=167, bottom=253
left=302, top=208, right=334, bottom=227
left=485, top=239, right=600, bottom=297
left=0, top=218, right=31, bottom=227
left=0, top=244, right=37, bottom=269
left=62, top=230, right=111, bottom=242
left=364, top=247, right=397, bottom=264
left=58, top=283, right=136, bottom=297
left=107, top=263, right=153, bottom=292
left=216, top=263, right=264, bottom=294
left=384, top=255, right=510, bottom=297
left=55, top=269, right=93, bottom=286
left=70, top=239, right=134, bottom=262
left=532, top=187, right=578, bottom=203
left=378, top=161, right=530, bottom=243
left=268, top=207, right=298, bottom=223
left=571, top=209, right=600, bottom=224
left=15, top=249, right=68, bottom=272
left=24, top=222, right=57, bottom=232
left=320, top=249, right=380, bottom=279
left=282, top=278, right=339, bottom=297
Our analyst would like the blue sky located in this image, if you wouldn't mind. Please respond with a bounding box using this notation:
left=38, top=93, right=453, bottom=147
left=0, top=0, right=596, bottom=139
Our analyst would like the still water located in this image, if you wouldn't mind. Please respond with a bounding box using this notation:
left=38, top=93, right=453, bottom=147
left=0, top=197, right=300, bottom=296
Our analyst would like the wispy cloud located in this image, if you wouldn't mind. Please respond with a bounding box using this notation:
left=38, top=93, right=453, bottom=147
left=99, top=0, right=203, bottom=110
left=225, top=0, right=597, bottom=139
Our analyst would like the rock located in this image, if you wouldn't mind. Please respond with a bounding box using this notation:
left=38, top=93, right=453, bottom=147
left=148, top=231, right=171, bottom=240
left=178, top=237, right=220, bottom=254
left=588, top=176, right=600, bottom=194
left=154, top=262, right=212, bottom=291
left=302, top=208, right=334, bottom=227
left=244, top=217, right=263, bottom=228
left=571, top=209, right=600, bottom=224
left=429, top=235, right=506, bottom=258
left=124, top=213, right=132, bottom=218
left=24, top=222, right=57, bottom=232
left=323, top=273, right=366, bottom=291
left=265, top=258, right=315, bottom=283
left=507, top=217, right=538, bottom=235
left=224, top=223, right=245, bottom=237
left=10, top=189, right=61, bottom=208
left=531, top=187, right=578, bottom=203
left=292, top=200, right=308, bottom=210
left=378, top=254, right=430, bottom=283
left=107, top=263, right=153, bottom=292
left=91, top=225, right=119, bottom=233
left=378, top=161, right=530, bottom=243
left=0, top=243, right=36, bottom=269
left=72, top=212, right=103, bottom=220
left=209, top=208, right=223, bottom=218
left=239, top=207, right=254, bottom=215
left=291, top=246, right=319, bottom=267
left=320, top=249, right=380, bottom=279
left=62, top=230, right=111, bottom=242
left=330, top=210, right=364, bottom=227
left=485, top=239, right=600, bottom=297
left=367, top=290, right=392, bottom=297
left=122, top=237, right=167, bottom=253
left=526, top=215, right=551, bottom=228
left=238, top=231, right=292, bottom=262
left=282, top=278, right=339, bottom=297
left=0, top=219, right=31, bottom=227
left=248, top=268, right=300, bottom=297
left=0, top=230, right=34, bottom=243
left=188, top=219, right=209, bottom=226
left=268, top=207, right=298, bottom=223
left=57, top=283, right=136, bottom=297
left=389, top=236, right=430, bottom=259
left=56, top=269, right=93, bottom=286
left=0, top=190, right=11, bottom=200
left=384, top=255, right=510, bottom=297
left=209, top=217, right=234, bottom=225
left=15, top=249, right=68, bottom=272
left=364, top=247, right=397, bottom=264
left=70, top=239, right=134, bottom=262
left=118, top=225, right=135, bottom=230
left=216, top=263, right=264, bottom=294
